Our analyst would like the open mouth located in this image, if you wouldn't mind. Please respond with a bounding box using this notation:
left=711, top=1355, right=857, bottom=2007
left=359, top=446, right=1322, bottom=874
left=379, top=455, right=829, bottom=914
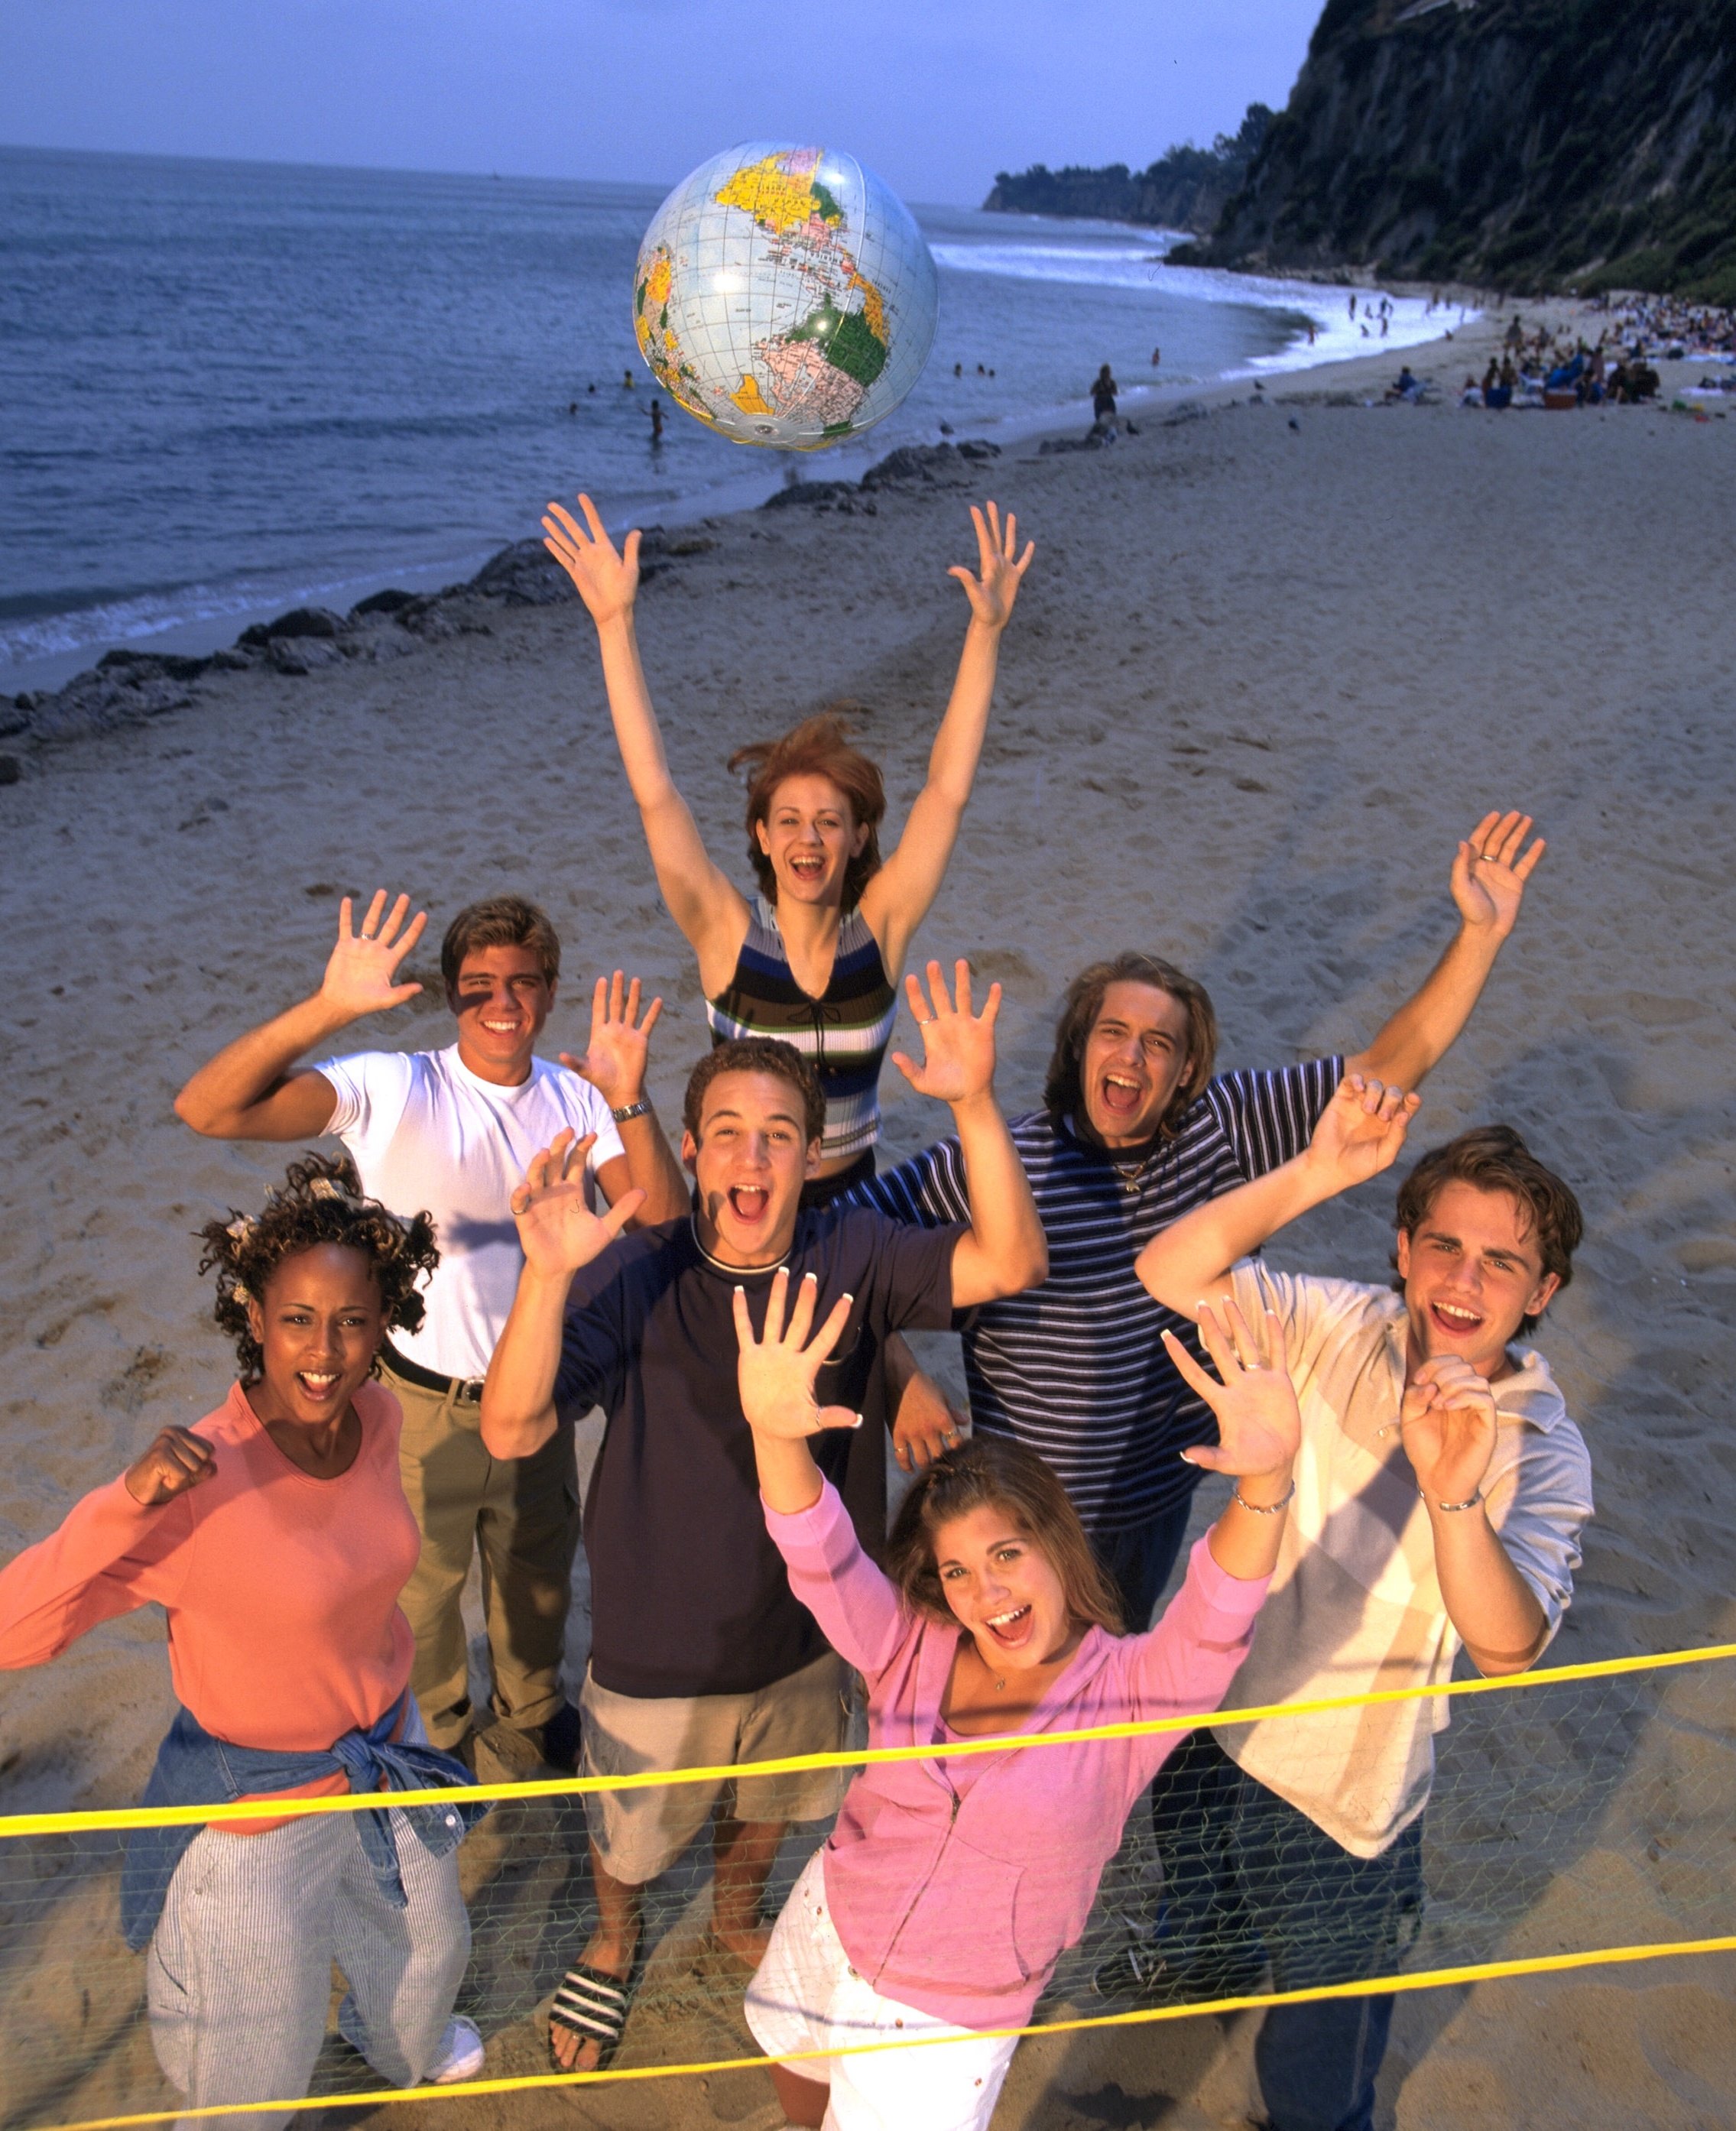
left=727, top=1185, right=771, bottom=1226
left=1098, top=1072, right=1147, bottom=1119
left=787, top=853, right=826, bottom=884
left=479, top=1017, right=523, bottom=1036
left=983, top=1604, right=1033, bottom=1649
left=1428, top=1299, right=1485, bottom=1338
left=295, top=1369, right=343, bottom=1405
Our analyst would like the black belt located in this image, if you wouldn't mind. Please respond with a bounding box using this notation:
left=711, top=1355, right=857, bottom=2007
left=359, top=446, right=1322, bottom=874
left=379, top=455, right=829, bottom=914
left=381, top=1344, right=485, bottom=1404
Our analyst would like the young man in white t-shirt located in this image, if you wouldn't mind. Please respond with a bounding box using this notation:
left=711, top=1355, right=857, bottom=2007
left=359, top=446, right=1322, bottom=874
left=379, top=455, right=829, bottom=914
left=175, top=890, right=689, bottom=1767
left=1130, top=1077, right=1593, bottom=2131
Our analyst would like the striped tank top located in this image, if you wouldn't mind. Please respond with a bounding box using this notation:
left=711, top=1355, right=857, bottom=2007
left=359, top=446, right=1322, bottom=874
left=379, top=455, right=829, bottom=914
left=706, top=897, right=900, bottom=1163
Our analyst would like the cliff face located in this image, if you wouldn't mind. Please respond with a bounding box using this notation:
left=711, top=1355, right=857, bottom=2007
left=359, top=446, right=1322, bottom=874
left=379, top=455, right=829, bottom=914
left=1189, top=0, right=1736, bottom=301
left=986, top=108, right=1273, bottom=236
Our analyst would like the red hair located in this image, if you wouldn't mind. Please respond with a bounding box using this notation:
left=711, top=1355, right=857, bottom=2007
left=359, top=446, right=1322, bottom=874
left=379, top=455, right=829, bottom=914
left=728, top=709, right=886, bottom=910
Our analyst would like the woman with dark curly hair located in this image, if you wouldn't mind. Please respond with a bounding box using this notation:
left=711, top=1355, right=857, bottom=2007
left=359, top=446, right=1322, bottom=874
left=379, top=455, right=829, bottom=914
left=0, top=1154, right=489, bottom=2128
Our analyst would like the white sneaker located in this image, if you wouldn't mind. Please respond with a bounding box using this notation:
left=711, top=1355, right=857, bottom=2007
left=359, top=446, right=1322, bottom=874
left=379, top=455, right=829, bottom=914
left=426, top=2016, right=485, bottom=2084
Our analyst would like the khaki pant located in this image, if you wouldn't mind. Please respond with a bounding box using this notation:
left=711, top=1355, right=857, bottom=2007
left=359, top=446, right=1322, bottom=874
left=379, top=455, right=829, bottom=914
left=580, top=1652, right=850, bottom=1884
left=384, top=1361, right=579, bottom=1752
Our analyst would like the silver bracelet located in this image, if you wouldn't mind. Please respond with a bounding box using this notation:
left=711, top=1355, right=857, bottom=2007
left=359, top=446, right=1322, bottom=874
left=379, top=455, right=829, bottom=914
left=1422, top=1485, right=1484, bottom=1513
left=1231, top=1479, right=1296, bottom=1516
left=610, top=1098, right=653, bottom=1124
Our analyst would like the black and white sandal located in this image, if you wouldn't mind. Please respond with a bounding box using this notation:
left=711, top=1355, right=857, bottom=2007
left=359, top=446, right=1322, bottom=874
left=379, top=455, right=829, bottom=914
left=549, top=1957, right=640, bottom=2071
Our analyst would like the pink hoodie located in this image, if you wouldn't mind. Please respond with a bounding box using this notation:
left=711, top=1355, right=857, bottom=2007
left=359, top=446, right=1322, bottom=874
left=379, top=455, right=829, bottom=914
left=765, top=1481, right=1270, bottom=2029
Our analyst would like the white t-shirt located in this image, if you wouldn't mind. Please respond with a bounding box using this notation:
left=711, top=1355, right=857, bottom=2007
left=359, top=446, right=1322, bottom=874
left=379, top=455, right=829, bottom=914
left=1214, top=1260, right=1593, bottom=1859
left=316, top=1044, right=625, bottom=1381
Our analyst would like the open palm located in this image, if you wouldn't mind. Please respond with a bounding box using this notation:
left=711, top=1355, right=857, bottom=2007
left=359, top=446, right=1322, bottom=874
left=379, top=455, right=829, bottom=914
left=891, top=959, right=1001, bottom=1104
left=508, top=1130, right=643, bottom=1279
left=1451, top=810, right=1545, bottom=937
left=1167, top=1302, right=1301, bottom=1481
left=318, top=890, right=427, bottom=1020
left=734, top=1268, right=860, bottom=1439
left=542, top=494, right=640, bottom=627
left=559, top=970, right=662, bottom=1111
left=948, top=501, right=1036, bottom=632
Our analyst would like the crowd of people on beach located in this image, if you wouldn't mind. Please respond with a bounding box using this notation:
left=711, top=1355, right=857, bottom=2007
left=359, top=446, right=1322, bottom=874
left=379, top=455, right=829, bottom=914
left=0, top=495, right=1596, bottom=2131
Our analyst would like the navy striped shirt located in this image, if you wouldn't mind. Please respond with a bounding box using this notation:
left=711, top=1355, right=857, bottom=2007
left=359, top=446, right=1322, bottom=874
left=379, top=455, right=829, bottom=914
left=849, top=1060, right=1342, bottom=1535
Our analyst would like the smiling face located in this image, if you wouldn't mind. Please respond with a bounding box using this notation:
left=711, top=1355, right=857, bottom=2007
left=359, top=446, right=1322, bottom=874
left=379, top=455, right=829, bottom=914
left=933, top=1503, right=1076, bottom=1674
left=245, top=1243, right=385, bottom=1426
left=754, top=774, right=869, bottom=909
left=1395, top=1179, right=1562, bottom=1380
left=449, top=943, right=555, bottom=1085
left=1077, top=980, right=1194, bottom=1147
left=682, top=1068, right=821, bottom=1268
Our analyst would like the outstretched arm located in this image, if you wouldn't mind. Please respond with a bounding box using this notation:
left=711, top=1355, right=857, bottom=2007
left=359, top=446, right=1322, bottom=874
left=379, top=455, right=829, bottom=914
left=889, top=961, right=1047, bottom=1308
left=859, top=504, right=1035, bottom=972
left=1346, top=813, right=1543, bottom=1088
left=1137, top=1075, right=1421, bottom=1317
left=174, top=890, right=427, bottom=1140
left=544, top=495, right=747, bottom=978
left=481, top=1130, right=645, bottom=1459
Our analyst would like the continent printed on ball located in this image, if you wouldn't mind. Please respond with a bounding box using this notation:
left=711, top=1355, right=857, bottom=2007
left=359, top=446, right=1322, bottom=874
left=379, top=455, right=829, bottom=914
left=755, top=337, right=867, bottom=431
left=631, top=141, right=938, bottom=450
left=634, top=243, right=715, bottom=424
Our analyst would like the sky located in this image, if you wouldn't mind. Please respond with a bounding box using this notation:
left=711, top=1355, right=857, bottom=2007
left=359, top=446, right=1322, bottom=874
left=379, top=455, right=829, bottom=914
left=0, top=0, right=1323, bottom=206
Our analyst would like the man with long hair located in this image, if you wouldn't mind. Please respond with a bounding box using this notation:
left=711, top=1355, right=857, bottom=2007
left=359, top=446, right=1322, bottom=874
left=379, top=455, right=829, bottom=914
left=856, top=814, right=1546, bottom=1629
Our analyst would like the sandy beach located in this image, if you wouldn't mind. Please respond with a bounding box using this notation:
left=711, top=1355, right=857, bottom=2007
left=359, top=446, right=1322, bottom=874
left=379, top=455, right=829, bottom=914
left=2, top=311, right=1734, bottom=2130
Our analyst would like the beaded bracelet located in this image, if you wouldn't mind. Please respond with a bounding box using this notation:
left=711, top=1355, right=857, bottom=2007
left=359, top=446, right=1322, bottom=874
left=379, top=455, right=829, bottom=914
left=1231, top=1479, right=1296, bottom=1516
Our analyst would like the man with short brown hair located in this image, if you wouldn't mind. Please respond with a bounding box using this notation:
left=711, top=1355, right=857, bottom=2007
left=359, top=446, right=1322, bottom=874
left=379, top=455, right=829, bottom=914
left=481, top=964, right=1048, bottom=2072
left=1131, top=1081, right=1592, bottom=2131
left=174, top=888, right=688, bottom=1769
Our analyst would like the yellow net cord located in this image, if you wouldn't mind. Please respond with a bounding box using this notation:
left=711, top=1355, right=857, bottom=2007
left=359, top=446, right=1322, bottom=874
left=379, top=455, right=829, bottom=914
left=3, top=1637, right=1732, bottom=2127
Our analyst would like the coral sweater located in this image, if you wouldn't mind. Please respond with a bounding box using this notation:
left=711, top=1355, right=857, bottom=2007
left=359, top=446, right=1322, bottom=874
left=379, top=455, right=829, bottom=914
left=765, top=1481, right=1270, bottom=2029
left=0, top=1380, right=420, bottom=1816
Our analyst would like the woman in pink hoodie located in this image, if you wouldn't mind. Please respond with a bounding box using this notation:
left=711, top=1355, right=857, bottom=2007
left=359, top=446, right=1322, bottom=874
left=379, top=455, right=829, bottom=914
left=732, top=1268, right=1303, bottom=2131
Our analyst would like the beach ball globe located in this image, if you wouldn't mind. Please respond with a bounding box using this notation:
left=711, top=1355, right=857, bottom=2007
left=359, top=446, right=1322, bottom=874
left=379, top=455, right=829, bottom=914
left=633, top=142, right=939, bottom=451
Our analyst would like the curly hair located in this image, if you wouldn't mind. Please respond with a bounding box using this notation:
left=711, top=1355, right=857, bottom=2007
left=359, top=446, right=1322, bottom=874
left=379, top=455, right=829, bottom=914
left=728, top=710, right=887, bottom=911
left=885, top=1435, right=1124, bottom=1636
left=196, top=1152, right=440, bottom=1382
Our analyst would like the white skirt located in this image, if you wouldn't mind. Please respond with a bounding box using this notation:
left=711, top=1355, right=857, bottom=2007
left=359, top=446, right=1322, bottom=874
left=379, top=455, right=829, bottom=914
left=745, top=1850, right=1019, bottom=2131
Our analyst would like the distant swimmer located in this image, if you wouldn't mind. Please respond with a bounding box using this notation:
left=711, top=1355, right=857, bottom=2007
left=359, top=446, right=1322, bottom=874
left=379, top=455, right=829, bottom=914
left=622, top=369, right=635, bottom=388
left=1150, top=345, right=1161, bottom=367
left=648, top=396, right=664, bottom=444
left=1349, top=294, right=1357, bottom=318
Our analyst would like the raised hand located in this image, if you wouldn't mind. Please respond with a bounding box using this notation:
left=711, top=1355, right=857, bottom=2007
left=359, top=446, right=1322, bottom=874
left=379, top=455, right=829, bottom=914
left=317, top=890, right=427, bottom=1021
left=892, top=1367, right=968, bottom=1474
left=1451, top=810, right=1545, bottom=939
left=542, top=494, right=641, bottom=628
left=124, top=1426, right=216, bottom=1507
left=559, top=971, right=663, bottom=1111
left=1400, top=1355, right=1499, bottom=1507
left=1306, top=1073, right=1422, bottom=1190
left=733, top=1268, right=862, bottom=1439
left=948, top=501, right=1036, bottom=633
left=1167, top=1301, right=1301, bottom=1484
left=508, top=1129, right=645, bottom=1280
left=890, top=959, right=1001, bottom=1107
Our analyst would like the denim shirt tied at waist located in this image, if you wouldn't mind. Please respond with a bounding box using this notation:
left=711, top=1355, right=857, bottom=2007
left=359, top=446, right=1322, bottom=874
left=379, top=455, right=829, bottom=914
left=121, top=1691, right=488, bottom=1950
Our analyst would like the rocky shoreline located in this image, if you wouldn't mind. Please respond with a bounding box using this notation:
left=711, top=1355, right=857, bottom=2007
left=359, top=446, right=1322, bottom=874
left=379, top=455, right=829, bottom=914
left=0, top=439, right=1011, bottom=775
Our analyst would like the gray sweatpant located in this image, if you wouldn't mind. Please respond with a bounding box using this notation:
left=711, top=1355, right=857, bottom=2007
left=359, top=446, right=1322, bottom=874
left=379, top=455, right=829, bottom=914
left=146, top=1804, right=470, bottom=2131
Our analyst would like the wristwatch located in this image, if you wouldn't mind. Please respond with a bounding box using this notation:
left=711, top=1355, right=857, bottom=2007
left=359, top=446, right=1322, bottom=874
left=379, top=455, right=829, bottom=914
left=610, top=1098, right=653, bottom=1124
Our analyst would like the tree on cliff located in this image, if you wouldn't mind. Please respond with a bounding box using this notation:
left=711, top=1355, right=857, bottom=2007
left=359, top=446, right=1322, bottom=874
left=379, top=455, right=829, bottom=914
left=1185, top=0, right=1736, bottom=301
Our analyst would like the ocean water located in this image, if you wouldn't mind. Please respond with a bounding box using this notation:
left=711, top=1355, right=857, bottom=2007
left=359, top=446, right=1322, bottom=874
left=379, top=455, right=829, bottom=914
left=0, top=146, right=1460, bottom=690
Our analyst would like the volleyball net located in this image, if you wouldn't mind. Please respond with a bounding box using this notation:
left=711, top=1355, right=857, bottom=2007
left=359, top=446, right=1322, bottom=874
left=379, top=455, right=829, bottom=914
left=2, top=1640, right=1734, bottom=2129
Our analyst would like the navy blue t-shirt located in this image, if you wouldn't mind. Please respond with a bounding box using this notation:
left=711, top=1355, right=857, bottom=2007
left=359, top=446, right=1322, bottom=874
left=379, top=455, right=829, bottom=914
left=556, top=1205, right=964, bottom=1699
